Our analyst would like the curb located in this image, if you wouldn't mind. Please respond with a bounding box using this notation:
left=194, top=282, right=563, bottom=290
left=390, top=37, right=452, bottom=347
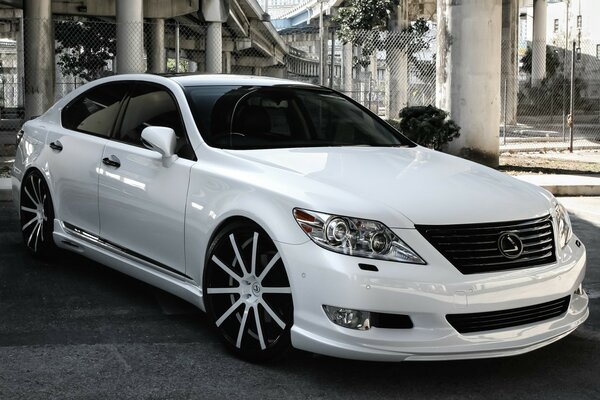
left=514, top=175, right=600, bottom=197
left=0, top=177, right=11, bottom=202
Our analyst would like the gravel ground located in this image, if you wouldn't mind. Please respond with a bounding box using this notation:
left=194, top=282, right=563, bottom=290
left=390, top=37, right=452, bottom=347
left=500, top=153, right=600, bottom=176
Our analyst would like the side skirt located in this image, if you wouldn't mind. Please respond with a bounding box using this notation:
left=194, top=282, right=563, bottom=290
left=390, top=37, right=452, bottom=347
left=53, top=219, right=205, bottom=311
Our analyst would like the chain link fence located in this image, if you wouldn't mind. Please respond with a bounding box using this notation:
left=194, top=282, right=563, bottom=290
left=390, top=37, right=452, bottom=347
left=1, top=14, right=599, bottom=155
left=501, top=40, right=600, bottom=152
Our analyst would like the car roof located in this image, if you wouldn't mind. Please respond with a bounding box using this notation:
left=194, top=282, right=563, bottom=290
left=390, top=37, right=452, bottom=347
left=165, top=74, right=319, bottom=88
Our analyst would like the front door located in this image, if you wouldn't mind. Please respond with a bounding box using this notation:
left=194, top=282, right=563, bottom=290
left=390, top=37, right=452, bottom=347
left=98, top=81, right=196, bottom=275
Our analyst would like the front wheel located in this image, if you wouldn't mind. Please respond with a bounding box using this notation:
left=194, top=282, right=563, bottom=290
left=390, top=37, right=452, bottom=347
left=20, top=170, right=57, bottom=258
left=203, top=221, right=294, bottom=362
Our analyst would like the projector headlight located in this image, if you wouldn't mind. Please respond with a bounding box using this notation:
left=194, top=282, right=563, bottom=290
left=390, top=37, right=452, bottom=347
left=555, top=203, right=573, bottom=249
left=293, top=208, right=425, bottom=264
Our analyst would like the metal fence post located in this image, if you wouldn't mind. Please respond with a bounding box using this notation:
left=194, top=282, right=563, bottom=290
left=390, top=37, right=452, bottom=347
left=503, top=78, right=507, bottom=145
left=569, top=40, right=575, bottom=153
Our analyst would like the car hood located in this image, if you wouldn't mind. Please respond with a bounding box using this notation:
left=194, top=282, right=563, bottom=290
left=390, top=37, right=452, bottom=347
left=224, top=146, right=554, bottom=227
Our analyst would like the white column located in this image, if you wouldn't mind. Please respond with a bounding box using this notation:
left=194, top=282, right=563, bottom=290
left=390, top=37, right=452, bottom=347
left=23, top=0, right=54, bottom=119
left=436, top=0, right=502, bottom=167
left=532, top=0, right=547, bottom=87
left=501, top=0, right=519, bottom=124
left=206, top=22, right=222, bottom=73
left=148, top=19, right=165, bottom=73
left=342, top=42, right=352, bottom=94
left=16, top=16, right=24, bottom=107
left=116, top=0, right=144, bottom=74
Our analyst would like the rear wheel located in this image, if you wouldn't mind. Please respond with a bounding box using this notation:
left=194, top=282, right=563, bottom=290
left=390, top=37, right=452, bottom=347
left=203, top=221, right=294, bottom=362
left=20, top=170, right=56, bottom=258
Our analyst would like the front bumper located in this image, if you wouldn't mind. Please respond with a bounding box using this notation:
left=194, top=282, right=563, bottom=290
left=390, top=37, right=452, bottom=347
left=279, top=229, right=588, bottom=361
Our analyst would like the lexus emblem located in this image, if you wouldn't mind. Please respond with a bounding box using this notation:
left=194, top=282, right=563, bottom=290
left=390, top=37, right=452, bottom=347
left=498, top=232, right=523, bottom=259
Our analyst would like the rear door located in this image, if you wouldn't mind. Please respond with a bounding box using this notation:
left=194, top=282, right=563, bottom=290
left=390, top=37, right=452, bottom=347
left=97, top=81, right=196, bottom=275
left=46, top=82, right=130, bottom=235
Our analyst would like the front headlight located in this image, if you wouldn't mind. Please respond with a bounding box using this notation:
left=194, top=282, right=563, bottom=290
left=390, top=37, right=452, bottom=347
left=293, top=208, right=426, bottom=264
left=555, top=203, right=573, bottom=249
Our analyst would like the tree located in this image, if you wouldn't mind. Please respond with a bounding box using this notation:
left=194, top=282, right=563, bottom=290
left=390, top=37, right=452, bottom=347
left=332, top=0, right=432, bottom=68
left=55, top=19, right=116, bottom=81
left=396, top=105, right=461, bottom=150
left=520, top=45, right=561, bottom=79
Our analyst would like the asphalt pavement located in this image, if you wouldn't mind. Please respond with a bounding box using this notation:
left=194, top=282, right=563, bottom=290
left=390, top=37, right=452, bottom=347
left=0, top=199, right=599, bottom=399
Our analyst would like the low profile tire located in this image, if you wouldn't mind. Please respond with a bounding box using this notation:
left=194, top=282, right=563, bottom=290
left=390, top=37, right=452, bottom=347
left=20, top=170, right=57, bottom=258
left=203, top=221, right=294, bottom=362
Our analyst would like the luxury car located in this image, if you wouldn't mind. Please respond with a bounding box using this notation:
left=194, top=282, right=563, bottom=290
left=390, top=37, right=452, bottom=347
left=12, top=74, right=588, bottom=362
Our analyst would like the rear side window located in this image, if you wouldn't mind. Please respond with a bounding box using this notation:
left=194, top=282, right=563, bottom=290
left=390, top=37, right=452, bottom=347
left=61, top=82, right=129, bottom=137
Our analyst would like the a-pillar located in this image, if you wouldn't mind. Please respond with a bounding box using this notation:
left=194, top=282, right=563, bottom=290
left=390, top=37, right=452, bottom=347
left=501, top=0, right=519, bottom=124
left=23, top=0, right=54, bottom=120
left=531, top=0, right=547, bottom=87
left=116, top=0, right=144, bottom=74
left=342, top=42, right=352, bottom=95
left=436, top=0, right=502, bottom=167
left=147, top=19, right=165, bottom=73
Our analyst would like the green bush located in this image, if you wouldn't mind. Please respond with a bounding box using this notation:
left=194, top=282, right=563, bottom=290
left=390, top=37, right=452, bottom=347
left=390, top=105, right=461, bottom=150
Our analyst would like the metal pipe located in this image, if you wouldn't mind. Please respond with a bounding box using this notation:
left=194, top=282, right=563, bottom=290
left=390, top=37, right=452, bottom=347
left=329, top=27, right=335, bottom=88
left=175, top=21, right=180, bottom=73
left=503, top=78, right=507, bottom=145
left=569, top=40, right=575, bottom=153
left=319, top=0, right=324, bottom=85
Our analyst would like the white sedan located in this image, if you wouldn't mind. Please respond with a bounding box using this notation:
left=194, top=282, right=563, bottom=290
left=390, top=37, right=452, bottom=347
left=12, top=74, right=588, bottom=362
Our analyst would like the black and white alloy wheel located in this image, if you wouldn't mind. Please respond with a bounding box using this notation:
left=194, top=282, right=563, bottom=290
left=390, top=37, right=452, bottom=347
left=204, top=221, right=294, bottom=362
left=20, top=170, right=56, bottom=257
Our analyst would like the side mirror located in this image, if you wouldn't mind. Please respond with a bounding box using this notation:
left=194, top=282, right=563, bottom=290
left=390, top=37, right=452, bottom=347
left=141, top=126, right=178, bottom=165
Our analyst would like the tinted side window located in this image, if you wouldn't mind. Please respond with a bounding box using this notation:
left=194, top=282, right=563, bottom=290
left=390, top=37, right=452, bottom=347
left=62, top=83, right=129, bottom=137
left=117, top=82, right=194, bottom=160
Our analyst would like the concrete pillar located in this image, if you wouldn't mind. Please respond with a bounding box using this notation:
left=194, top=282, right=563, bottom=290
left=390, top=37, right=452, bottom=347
left=532, top=0, right=547, bottom=86
left=224, top=51, right=232, bottom=73
left=387, top=0, right=409, bottom=119
left=206, top=22, right=222, bottom=73
left=148, top=19, right=165, bottom=73
left=16, top=16, right=24, bottom=107
left=116, top=0, right=144, bottom=74
left=23, top=0, right=54, bottom=119
left=501, top=0, right=519, bottom=124
left=436, top=0, right=502, bottom=167
left=342, top=42, right=353, bottom=94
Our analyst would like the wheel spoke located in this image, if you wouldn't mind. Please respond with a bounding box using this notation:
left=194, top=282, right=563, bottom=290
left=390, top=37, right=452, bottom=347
left=251, top=232, right=258, bottom=277
left=206, top=287, right=242, bottom=295
left=215, top=298, right=244, bottom=327
left=258, top=253, right=281, bottom=282
left=212, top=255, right=242, bottom=283
left=24, top=187, right=37, bottom=205
left=37, top=177, right=42, bottom=206
left=235, top=305, right=250, bottom=348
left=253, top=304, right=266, bottom=350
left=261, top=287, right=292, bottom=294
left=20, top=206, right=37, bottom=214
left=260, top=299, right=286, bottom=330
left=30, top=176, right=40, bottom=203
left=33, top=222, right=41, bottom=252
left=27, top=222, right=40, bottom=246
left=21, top=215, right=37, bottom=231
left=229, top=234, right=248, bottom=275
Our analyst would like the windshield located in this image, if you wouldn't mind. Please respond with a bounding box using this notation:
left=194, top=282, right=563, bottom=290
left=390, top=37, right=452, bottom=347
left=184, top=85, right=414, bottom=150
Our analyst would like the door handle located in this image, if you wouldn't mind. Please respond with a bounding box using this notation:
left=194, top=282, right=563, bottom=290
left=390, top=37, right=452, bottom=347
left=102, top=155, right=121, bottom=168
left=49, top=141, right=63, bottom=152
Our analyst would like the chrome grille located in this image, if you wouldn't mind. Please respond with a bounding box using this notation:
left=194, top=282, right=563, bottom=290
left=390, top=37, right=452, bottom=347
left=446, top=296, right=570, bottom=334
left=416, top=215, right=556, bottom=274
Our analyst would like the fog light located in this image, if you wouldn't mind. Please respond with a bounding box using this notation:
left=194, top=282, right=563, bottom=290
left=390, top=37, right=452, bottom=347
left=323, top=305, right=370, bottom=330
